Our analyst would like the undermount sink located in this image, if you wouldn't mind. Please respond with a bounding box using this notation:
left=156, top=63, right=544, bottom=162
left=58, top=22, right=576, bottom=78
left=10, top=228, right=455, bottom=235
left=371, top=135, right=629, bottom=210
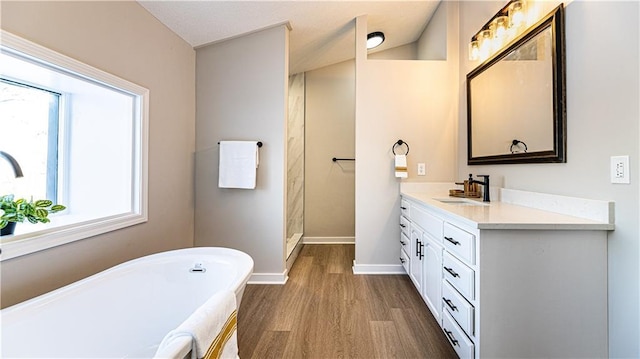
left=434, top=198, right=488, bottom=206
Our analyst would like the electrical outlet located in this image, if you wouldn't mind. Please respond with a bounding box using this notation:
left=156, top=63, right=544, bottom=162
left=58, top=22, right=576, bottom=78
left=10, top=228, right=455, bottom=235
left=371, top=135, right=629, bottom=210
left=611, top=155, right=630, bottom=184
left=417, top=163, right=426, bottom=176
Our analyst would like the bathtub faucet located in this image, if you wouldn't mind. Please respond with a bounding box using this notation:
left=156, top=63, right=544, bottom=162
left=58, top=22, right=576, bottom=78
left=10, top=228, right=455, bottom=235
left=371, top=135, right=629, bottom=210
left=0, top=151, right=24, bottom=178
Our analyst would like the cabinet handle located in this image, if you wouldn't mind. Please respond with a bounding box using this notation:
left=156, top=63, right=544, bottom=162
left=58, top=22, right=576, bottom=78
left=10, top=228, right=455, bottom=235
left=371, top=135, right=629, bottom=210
left=400, top=257, right=405, bottom=264
left=444, top=329, right=459, bottom=346
left=400, top=206, right=407, bottom=210
left=400, top=223, right=406, bottom=228
left=400, top=240, right=406, bottom=246
left=443, top=297, right=458, bottom=311
left=444, top=266, right=459, bottom=278
left=444, top=236, right=460, bottom=245
left=419, top=242, right=425, bottom=259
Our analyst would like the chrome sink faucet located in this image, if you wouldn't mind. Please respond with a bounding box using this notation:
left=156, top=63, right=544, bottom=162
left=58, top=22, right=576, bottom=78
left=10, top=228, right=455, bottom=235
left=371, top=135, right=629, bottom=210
left=469, top=174, right=490, bottom=202
left=0, top=151, right=24, bottom=178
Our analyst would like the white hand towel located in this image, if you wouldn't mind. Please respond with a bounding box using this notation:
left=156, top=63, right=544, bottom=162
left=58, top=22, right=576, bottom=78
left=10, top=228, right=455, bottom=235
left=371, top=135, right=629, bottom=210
left=155, top=290, right=239, bottom=359
left=395, top=155, right=408, bottom=178
left=218, top=141, right=259, bottom=189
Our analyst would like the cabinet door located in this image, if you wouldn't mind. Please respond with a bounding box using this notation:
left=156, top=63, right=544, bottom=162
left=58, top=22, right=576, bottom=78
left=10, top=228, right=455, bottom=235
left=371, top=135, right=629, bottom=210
left=422, top=234, right=443, bottom=322
left=410, top=226, right=424, bottom=292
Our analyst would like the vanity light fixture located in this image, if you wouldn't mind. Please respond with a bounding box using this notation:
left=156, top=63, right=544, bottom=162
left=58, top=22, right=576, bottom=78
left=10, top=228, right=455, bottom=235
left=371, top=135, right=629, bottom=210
left=469, top=0, right=534, bottom=61
left=366, top=31, right=385, bottom=49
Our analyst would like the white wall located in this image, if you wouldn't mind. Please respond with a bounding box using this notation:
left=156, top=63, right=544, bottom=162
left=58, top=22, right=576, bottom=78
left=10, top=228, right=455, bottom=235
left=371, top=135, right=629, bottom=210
left=354, top=1, right=459, bottom=271
left=1, top=1, right=196, bottom=308
left=458, top=2, right=639, bottom=357
left=194, top=25, right=289, bottom=282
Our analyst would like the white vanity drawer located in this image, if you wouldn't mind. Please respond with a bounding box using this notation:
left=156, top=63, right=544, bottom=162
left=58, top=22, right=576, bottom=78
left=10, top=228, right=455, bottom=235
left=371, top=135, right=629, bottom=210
left=411, top=204, right=443, bottom=242
left=443, top=223, right=475, bottom=264
left=400, top=247, right=410, bottom=273
left=400, top=216, right=410, bottom=237
left=442, top=280, right=474, bottom=337
left=400, top=199, right=411, bottom=217
left=442, top=311, right=474, bottom=359
left=443, top=251, right=475, bottom=300
left=400, top=232, right=410, bottom=254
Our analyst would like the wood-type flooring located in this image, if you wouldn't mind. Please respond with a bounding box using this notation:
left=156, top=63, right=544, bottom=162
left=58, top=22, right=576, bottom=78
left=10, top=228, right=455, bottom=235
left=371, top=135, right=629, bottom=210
left=237, top=244, right=457, bottom=359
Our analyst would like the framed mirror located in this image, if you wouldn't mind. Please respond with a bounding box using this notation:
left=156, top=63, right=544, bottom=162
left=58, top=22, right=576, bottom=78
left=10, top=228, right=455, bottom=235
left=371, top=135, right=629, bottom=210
left=467, top=5, right=566, bottom=165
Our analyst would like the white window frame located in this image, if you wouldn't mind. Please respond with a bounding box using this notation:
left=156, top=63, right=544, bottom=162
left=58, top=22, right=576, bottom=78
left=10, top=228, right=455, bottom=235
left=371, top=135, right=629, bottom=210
left=0, top=30, right=149, bottom=261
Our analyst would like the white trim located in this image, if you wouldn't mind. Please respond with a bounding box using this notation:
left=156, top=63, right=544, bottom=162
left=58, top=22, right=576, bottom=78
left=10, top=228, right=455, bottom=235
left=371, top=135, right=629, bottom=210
left=0, top=30, right=149, bottom=261
left=352, top=261, right=407, bottom=275
left=303, top=236, right=355, bottom=244
left=247, top=270, right=289, bottom=285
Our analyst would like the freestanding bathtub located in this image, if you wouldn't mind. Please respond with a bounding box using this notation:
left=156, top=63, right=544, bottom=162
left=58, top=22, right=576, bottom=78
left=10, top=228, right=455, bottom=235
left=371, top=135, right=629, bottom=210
left=0, top=247, right=254, bottom=358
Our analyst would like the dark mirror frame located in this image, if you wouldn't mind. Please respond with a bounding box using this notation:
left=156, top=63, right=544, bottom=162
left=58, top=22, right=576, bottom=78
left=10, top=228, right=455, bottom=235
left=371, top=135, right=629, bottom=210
left=467, top=4, right=566, bottom=165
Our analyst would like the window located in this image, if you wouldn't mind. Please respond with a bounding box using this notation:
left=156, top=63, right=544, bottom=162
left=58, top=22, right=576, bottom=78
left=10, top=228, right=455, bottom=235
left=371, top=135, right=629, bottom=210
left=0, top=31, right=149, bottom=260
left=1, top=79, right=61, bottom=200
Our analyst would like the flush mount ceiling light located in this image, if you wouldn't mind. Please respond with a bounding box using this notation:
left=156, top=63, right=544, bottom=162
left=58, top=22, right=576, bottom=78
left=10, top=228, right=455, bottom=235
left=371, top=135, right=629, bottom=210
left=366, top=31, right=385, bottom=49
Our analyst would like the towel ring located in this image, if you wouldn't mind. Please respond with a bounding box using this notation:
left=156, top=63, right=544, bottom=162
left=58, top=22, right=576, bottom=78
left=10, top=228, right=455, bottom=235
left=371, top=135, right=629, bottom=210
left=392, top=140, right=410, bottom=155
left=510, top=139, right=527, bottom=154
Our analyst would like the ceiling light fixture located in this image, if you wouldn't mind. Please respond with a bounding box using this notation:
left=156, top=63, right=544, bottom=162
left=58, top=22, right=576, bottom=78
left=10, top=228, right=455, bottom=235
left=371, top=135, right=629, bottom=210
left=366, top=31, right=385, bottom=49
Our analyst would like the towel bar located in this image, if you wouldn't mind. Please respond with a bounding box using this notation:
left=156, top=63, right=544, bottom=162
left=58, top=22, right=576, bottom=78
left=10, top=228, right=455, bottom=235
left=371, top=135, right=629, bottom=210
left=217, top=141, right=262, bottom=147
left=332, top=158, right=355, bottom=162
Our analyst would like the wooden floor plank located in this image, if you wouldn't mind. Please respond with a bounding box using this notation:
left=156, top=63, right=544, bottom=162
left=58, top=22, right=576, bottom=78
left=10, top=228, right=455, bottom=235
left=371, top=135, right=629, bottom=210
left=370, top=320, right=407, bottom=359
left=249, top=330, right=290, bottom=359
left=237, top=244, right=457, bottom=359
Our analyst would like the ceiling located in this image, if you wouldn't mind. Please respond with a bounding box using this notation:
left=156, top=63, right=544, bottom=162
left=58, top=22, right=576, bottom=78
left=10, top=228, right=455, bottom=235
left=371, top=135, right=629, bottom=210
left=138, top=1, right=441, bottom=74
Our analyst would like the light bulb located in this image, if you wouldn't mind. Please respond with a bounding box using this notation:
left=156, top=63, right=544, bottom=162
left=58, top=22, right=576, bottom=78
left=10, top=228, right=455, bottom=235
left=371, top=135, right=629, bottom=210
left=509, top=0, right=526, bottom=29
left=469, top=40, right=480, bottom=61
left=478, top=29, right=493, bottom=61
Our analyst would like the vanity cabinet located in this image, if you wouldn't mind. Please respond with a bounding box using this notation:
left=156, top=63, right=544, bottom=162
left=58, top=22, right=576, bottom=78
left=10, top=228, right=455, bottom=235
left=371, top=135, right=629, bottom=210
left=399, top=199, right=444, bottom=322
left=400, top=194, right=610, bottom=359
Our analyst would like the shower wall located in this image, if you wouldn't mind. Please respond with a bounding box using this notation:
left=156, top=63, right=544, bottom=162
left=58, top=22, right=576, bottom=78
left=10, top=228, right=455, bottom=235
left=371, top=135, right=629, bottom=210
left=286, top=73, right=305, bottom=242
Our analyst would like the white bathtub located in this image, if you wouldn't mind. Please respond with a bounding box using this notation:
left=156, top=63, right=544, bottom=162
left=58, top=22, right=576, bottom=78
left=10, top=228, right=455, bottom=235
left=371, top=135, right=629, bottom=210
left=0, top=247, right=253, bottom=358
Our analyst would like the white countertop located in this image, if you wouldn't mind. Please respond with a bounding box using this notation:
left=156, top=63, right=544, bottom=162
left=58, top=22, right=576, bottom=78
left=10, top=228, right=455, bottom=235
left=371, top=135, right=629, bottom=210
left=401, top=185, right=615, bottom=231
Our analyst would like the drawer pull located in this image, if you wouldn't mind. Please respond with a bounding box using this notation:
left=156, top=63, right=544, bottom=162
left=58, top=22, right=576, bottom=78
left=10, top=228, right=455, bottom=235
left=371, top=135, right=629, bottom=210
left=444, top=266, right=460, bottom=278
left=400, top=206, right=407, bottom=210
left=400, top=257, right=405, bottom=264
left=444, top=236, right=460, bottom=245
left=400, top=240, right=406, bottom=246
left=443, top=297, right=458, bottom=311
left=444, top=329, right=459, bottom=346
left=400, top=223, right=406, bottom=228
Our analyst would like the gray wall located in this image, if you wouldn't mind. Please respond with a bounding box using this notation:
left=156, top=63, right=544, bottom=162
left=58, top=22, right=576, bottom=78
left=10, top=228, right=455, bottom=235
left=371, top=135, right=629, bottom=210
left=304, top=60, right=356, bottom=239
left=195, top=25, right=289, bottom=281
left=0, top=1, right=196, bottom=307
left=458, top=2, right=639, bottom=357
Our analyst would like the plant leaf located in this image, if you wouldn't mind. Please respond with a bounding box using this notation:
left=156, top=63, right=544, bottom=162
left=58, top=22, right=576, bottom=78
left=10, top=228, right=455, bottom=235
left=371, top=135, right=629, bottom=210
left=35, top=200, right=53, bottom=208
left=35, top=208, right=49, bottom=219
left=51, top=205, right=66, bottom=212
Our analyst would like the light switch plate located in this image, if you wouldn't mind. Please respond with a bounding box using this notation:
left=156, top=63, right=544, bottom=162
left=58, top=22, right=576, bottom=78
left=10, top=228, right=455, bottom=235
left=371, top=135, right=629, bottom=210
left=611, top=155, right=630, bottom=184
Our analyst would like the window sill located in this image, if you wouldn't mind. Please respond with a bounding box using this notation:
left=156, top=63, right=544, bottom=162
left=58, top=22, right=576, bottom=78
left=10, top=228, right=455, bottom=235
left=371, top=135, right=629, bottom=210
left=0, top=213, right=147, bottom=261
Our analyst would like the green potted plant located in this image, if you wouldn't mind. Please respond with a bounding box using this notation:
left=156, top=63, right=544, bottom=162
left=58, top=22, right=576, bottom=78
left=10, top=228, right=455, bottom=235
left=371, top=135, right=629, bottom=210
left=0, top=194, right=66, bottom=236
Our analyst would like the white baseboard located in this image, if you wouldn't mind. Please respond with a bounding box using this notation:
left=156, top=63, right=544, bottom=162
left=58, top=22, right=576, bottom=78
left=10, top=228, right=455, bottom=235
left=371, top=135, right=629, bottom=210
left=247, top=270, right=289, bottom=284
left=303, top=236, right=355, bottom=244
left=352, top=261, right=407, bottom=275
